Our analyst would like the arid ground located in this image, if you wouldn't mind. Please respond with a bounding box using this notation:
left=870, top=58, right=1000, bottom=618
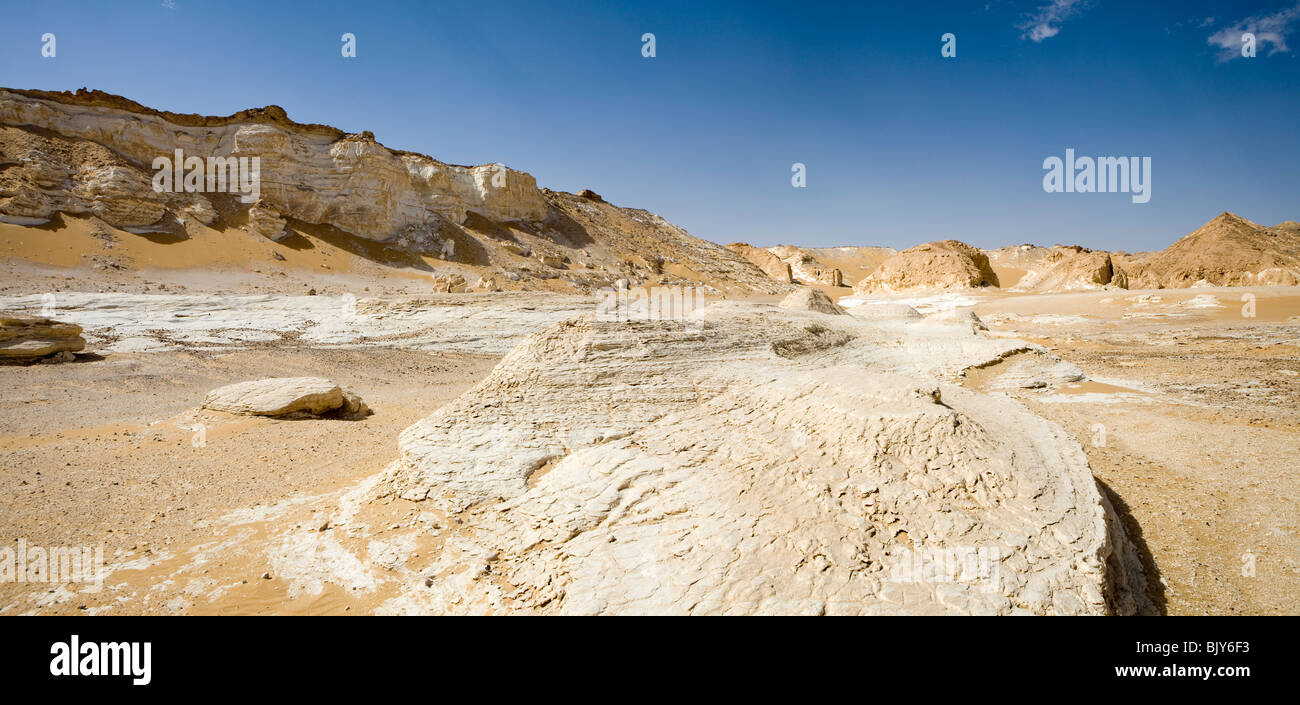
left=2, top=279, right=1296, bottom=615
left=970, top=288, right=1300, bottom=615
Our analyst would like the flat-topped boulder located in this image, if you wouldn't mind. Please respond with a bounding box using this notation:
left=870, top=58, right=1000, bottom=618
left=0, top=313, right=86, bottom=363
left=202, top=377, right=370, bottom=418
left=380, top=303, right=1150, bottom=615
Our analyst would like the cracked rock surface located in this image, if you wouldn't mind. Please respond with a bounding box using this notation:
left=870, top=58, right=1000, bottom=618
left=377, top=302, right=1149, bottom=614
left=203, top=377, right=370, bottom=418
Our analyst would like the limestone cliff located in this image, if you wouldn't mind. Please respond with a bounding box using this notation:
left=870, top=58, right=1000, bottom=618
left=0, top=87, right=786, bottom=295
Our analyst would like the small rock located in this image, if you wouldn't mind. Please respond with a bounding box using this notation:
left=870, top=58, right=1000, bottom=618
left=202, top=377, right=371, bottom=418
left=0, top=313, right=87, bottom=364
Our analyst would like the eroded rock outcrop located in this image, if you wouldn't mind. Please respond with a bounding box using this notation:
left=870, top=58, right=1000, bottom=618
left=965, top=349, right=1086, bottom=391
left=203, top=377, right=370, bottom=418
left=0, top=312, right=86, bottom=363
left=0, top=89, right=546, bottom=238
left=431, top=273, right=468, bottom=293
left=0, top=87, right=786, bottom=295
left=1011, top=247, right=1128, bottom=292
left=245, top=203, right=288, bottom=241
left=0, top=124, right=214, bottom=229
left=854, top=240, right=999, bottom=294
left=726, top=243, right=793, bottom=283
left=371, top=303, right=1148, bottom=615
left=768, top=245, right=844, bottom=286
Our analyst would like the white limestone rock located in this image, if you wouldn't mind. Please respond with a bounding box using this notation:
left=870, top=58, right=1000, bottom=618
left=381, top=303, right=1148, bottom=615
left=0, top=89, right=547, bottom=239
left=202, top=377, right=370, bottom=418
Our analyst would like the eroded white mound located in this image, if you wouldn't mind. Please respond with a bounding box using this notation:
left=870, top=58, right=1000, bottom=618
left=377, top=302, right=1147, bottom=615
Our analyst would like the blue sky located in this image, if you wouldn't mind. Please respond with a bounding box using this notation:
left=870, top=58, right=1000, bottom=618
left=2, top=0, right=1297, bottom=251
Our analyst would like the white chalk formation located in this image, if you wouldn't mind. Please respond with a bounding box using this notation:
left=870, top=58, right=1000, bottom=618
left=373, top=302, right=1149, bottom=614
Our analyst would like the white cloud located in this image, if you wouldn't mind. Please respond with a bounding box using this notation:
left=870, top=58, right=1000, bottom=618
left=1018, top=0, right=1086, bottom=42
left=1199, top=17, right=1216, bottom=28
left=1208, top=3, right=1300, bottom=61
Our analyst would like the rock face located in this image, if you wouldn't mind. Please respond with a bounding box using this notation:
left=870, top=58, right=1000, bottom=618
left=380, top=303, right=1149, bottom=615
left=0, top=88, right=546, bottom=238
left=1123, top=212, right=1300, bottom=288
left=0, top=87, right=786, bottom=295
left=778, top=288, right=846, bottom=315
left=203, top=377, right=370, bottom=418
left=767, top=245, right=845, bottom=287
left=726, top=243, right=793, bottom=283
left=0, top=312, right=86, bottom=363
left=817, top=267, right=843, bottom=287
left=854, top=240, right=999, bottom=294
left=246, top=204, right=288, bottom=241
left=1011, top=247, right=1127, bottom=292
left=0, top=124, right=214, bottom=229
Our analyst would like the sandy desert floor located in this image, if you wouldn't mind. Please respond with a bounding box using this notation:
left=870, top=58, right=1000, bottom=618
left=0, top=345, right=500, bottom=613
left=969, top=288, right=1300, bottom=615
left=1, top=284, right=1296, bottom=615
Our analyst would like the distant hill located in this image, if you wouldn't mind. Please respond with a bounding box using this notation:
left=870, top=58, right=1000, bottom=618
left=1124, top=212, right=1300, bottom=288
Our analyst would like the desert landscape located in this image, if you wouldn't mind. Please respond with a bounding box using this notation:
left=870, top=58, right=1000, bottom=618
left=1, top=86, right=1296, bottom=617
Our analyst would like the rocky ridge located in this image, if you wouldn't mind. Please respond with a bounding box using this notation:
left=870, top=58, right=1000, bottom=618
left=1123, top=212, right=1300, bottom=288
left=0, top=87, right=786, bottom=296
